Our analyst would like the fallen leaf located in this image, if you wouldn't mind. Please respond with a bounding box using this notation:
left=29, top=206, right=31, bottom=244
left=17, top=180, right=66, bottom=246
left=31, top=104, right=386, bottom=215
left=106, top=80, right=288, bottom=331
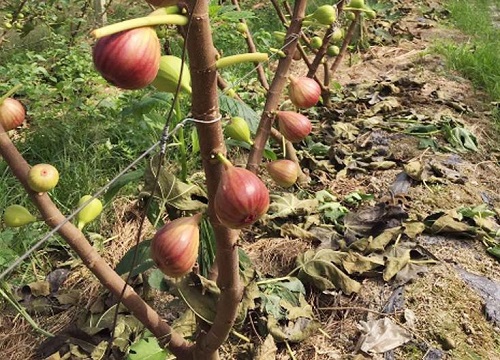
left=356, top=318, right=411, bottom=353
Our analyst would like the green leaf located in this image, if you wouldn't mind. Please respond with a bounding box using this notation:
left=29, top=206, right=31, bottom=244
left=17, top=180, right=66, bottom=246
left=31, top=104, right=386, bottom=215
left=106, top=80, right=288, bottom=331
left=486, top=246, right=500, bottom=261
left=268, top=194, right=319, bottom=219
left=148, top=269, right=170, bottom=291
left=115, top=239, right=155, bottom=277
left=104, top=169, right=144, bottom=204
left=296, top=249, right=361, bottom=294
left=443, top=124, right=478, bottom=152
left=219, top=93, right=260, bottom=133
left=127, top=337, right=167, bottom=360
left=141, top=155, right=208, bottom=212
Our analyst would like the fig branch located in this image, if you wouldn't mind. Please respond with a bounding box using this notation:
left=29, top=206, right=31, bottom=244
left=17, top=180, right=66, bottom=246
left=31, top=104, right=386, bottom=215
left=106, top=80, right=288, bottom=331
left=0, top=123, right=193, bottom=358
left=231, top=0, right=269, bottom=90
left=185, top=0, right=242, bottom=358
left=247, top=0, right=308, bottom=174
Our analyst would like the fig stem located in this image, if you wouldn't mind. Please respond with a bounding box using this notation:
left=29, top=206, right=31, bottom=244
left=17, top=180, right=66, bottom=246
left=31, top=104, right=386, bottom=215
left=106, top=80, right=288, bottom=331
left=148, top=6, right=181, bottom=16
left=91, top=14, right=189, bottom=39
left=0, top=84, right=22, bottom=105
left=215, top=153, right=233, bottom=168
left=215, top=53, right=269, bottom=69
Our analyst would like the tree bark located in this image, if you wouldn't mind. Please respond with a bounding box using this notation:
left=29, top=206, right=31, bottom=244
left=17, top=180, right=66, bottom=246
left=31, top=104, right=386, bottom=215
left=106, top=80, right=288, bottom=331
left=247, top=0, right=309, bottom=174
left=0, top=125, right=193, bottom=359
left=185, top=1, right=242, bottom=359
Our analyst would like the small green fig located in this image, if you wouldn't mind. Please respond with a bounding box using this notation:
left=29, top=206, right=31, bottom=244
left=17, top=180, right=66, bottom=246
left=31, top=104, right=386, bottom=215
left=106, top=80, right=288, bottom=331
left=225, top=117, right=253, bottom=145
left=27, top=164, right=59, bottom=193
left=307, top=5, right=337, bottom=26
left=310, top=36, right=323, bottom=50
left=236, top=22, right=248, bottom=34
left=364, top=9, right=377, bottom=19
left=349, top=0, right=365, bottom=8
left=273, top=31, right=286, bottom=42
left=326, top=45, right=340, bottom=57
left=76, top=195, right=103, bottom=230
left=151, top=55, right=192, bottom=94
left=3, top=205, right=37, bottom=227
left=331, top=28, right=344, bottom=42
left=3, top=21, right=12, bottom=29
left=345, top=12, right=356, bottom=21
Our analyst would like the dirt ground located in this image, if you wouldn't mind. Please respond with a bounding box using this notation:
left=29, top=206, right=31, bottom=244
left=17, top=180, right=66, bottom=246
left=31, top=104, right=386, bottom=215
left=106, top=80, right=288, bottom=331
left=1, top=1, right=500, bottom=359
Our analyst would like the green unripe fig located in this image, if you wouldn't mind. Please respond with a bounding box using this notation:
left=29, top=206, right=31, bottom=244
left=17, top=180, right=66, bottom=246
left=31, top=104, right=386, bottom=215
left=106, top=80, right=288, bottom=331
left=5, top=13, right=13, bottom=19
left=345, top=11, right=356, bottom=21
left=3, top=21, right=12, bottom=29
left=76, top=195, right=103, bottom=230
left=15, top=22, right=23, bottom=30
left=17, top=13, right=25, bottom=19
left=307, top=5, right=337, bottom=26
left=364, top=9, right=377, bottom=19
left=349, top=0, right=365, bottom=9
left=27, top=164, right=59, bottom=193
left=331, top=28, right=344, bottom=42
left=151, top=55, right=192, bottom=94
left=236, top=22, right=248, bottom=34
left=273, top=31, right=286, bottom=42
left=326, top=45, right=340, bottom=57
left=225, top=117, right=253, bottom=145
left=310, top=36, right=323, bottom=49
left=3, top=205, right=36, bottom=227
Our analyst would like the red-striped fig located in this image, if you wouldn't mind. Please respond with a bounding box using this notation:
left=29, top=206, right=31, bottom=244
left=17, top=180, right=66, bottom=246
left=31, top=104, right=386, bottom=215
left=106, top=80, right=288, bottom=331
left=151, top=213, right=201, bottom=278
left=277, top=111, right=312, bottom=143
left=214, top=157, right=270, bottom=229
left=288, top=76, right=321, bottom=109
left=0, top=98, right=25, bottom=131
left=27, top=163, right=59, bottom=193
left=266, top=160, right=299, bottom=188
left=92, top=27, right=161, bottom=90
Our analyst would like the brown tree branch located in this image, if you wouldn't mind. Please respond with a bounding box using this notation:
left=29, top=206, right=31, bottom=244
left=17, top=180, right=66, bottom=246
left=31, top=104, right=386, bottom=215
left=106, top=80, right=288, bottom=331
left=246, top=0, right=308, bottom=174
left=330, top=11, right=360, bottom=73
left=185, top=1, right=242, bottom=359
left=231, top=0, right=269, bottom=90
left=0, top=126, right=193, bottom=359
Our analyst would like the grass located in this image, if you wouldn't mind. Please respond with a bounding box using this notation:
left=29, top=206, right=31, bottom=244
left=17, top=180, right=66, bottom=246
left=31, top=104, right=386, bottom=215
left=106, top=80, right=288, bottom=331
left=434, top=0, right=500, bottom=101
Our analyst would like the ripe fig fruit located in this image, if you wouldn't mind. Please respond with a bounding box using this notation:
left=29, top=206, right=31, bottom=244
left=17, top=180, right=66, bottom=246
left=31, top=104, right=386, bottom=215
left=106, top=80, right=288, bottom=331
left=277, top=111, right=312, bottom=143
left=151, top=213, right=201, bottom=278
left=151, top=55, right=192, bottom=94
left=3, top=205, right=36, bottom=227
left=0, top=98, right=25, bottom=131
left=307, top=5, right=337, bottom=25
left=225, top=116, right=253, bottom=145
left=266, top=160, right=299, bottom=188
left=288, top=76, right=321, bottom=109
left=93, top=27, right=161, bottom=90
left=27, top=164, right=59, bottom=193
left=76, top=195, right=103, bottom=230
left=310, top=36, right=323, bottom=50
left=326, top=45, right=340, bottom=57
left=214, top=159, right=270, bottom=229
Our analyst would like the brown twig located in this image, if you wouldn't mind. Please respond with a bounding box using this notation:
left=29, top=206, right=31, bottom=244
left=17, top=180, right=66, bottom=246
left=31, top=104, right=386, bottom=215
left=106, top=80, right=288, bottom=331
left=185, top=1, right=242, bottom=358
left=231, top=0, right=269, bottom=90
left=0, top=126, right=193, bottom=359
left=246, top=0, right=309, bottom=175
left=330, top=11, right=361, bottom=73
